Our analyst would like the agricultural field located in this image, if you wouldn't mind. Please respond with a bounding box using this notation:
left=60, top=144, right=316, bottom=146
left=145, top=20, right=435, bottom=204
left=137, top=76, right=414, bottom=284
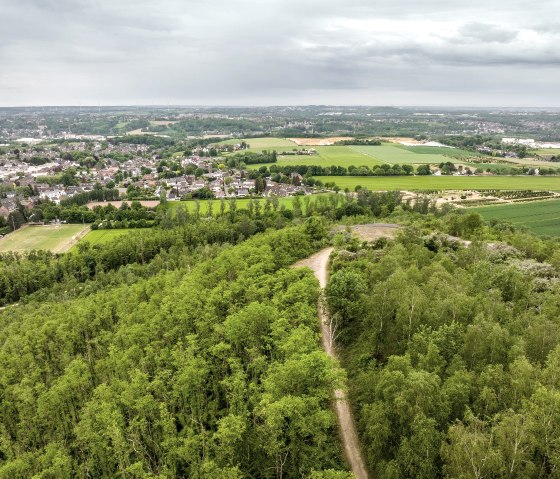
left=77, top=228, right=139, bottom=246
left=472, top=199, right=560, bottom=236
left=166, top=194, right=331, bottom=216
left=351, top=144, right=485, bottom=165
left=245, top=142, right=493, bottom=169
left=0, top=224, right=88, bottom=253
left=315, top=175, right=560, bottom=191
left=505, top=156, right=560, bottom=167
left=532, top=148, right=560, bottom=157
left=272, top=145, right=382, bottom=168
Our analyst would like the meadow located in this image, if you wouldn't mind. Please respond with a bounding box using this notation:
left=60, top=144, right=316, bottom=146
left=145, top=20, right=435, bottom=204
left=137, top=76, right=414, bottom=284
left=315, top=175, right=560, bottom=191
left=350, top=144, right=484, bottom=164
left=472, top=199, right=560, bottom=236
left=0, top=224, right=88, bottom=253
left=77, top=228, right=138, bottom=246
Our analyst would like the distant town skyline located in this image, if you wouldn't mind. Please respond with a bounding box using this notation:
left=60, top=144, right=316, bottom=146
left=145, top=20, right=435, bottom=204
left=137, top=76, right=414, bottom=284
left=1, top=0, right=559, bottom=107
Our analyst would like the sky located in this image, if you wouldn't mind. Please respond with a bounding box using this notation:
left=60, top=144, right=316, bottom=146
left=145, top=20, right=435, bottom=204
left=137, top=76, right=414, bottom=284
left=1, top=0, right=559, bottom=107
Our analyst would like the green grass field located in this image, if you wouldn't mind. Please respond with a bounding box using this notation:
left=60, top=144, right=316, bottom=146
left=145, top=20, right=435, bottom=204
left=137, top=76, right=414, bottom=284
left=78, top=229, right=138, bottom=246
left=246, top=142, right=494, bottom=169
left=472, top=199, right=560, bottom=236
left=350, top=144, right=484, bottom=165
left=315, top=175, right=560, bottom=191
left=0, top=225, right=88, bottom=253
left=270, top=145, right=382, bottom=168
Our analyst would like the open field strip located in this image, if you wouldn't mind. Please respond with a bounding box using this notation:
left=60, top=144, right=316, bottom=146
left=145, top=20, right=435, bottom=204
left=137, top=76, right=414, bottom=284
left=315, top=175, right=560, bottom=191
left=472, top=199, right=560, bottom=236
left=0, top=224, right=89, bottom=253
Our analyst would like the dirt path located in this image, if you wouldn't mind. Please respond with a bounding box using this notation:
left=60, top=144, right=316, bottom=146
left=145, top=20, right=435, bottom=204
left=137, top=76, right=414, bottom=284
left=293, top=247, right=369, bottom=479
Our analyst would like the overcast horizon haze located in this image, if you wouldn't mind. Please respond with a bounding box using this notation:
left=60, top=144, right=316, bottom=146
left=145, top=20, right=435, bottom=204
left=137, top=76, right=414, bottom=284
left=2, top=0, right=560, bottom=108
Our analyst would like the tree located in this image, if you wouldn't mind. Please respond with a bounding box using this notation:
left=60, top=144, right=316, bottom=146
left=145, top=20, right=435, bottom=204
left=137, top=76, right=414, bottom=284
left=441, top=411, right=504, bottom=479
left=325, top=269, right=367, bottom=324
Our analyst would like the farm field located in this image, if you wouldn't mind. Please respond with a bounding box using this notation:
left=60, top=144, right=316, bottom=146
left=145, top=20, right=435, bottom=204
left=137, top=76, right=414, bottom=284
left=532, top=148, right=560, bottom=156
left=505, top=156, right=560, bottom=167
left=315, top=175, right=560, bottom=191
left=0, top=224, right=88, bottom=253
left=246, top=142, right=493, bottom=169
left=166, top=194, right=331, bottom=216
left=351, top=144, right=485, bottom=164
left=472, top=199, right=560, bottom=236
left=272, top=145, right=382, bottom=168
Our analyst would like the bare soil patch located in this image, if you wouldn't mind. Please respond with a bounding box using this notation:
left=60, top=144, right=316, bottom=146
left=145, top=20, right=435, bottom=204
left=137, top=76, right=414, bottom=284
left=332, top=223, right=401, bottom=241
left=350, top=223, right=400, bottom=241
left=382, top=136, right=423, bottom=144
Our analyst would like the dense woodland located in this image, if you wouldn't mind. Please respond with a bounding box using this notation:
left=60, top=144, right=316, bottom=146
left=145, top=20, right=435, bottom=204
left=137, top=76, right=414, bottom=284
left=327, top=215, right=560, bottom=478
left=1, top=188, right=560, bottom=477
left=0, top=218, right=354, bottom=477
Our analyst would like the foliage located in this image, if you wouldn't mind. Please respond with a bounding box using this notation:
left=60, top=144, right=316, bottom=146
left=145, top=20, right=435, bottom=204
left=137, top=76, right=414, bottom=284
left=0, top=225, right=349, bottom=477
left=328, top=224, right=560, bottom=478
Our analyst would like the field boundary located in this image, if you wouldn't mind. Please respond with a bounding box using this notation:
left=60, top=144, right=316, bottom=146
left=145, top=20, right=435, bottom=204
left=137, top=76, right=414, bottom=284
left=53, top=225, right=91, bottom=253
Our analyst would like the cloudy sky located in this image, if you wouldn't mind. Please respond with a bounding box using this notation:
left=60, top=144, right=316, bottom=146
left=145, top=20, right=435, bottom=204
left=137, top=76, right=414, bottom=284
left=1, top=0, right=559, bottom=106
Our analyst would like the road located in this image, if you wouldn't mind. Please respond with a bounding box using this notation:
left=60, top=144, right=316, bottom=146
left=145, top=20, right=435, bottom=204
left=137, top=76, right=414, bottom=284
left=293, top=247, right=370, bottom=479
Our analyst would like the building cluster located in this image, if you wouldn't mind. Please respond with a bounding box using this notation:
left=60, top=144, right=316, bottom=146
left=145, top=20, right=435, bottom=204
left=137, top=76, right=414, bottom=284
left=0, top=139, right=311, bottom=219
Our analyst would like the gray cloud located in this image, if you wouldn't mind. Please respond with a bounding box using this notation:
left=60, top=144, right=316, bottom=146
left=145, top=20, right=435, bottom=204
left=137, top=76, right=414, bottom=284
left=456, top=22, right=519, bottom=44
left=0, top=0, right=559, bottom=106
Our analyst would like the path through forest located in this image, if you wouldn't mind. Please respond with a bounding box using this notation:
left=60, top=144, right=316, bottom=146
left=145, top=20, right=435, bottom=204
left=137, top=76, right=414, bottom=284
left=293, top=224, right=400, bottom=478
left=293, top=247, right=369, bottom=479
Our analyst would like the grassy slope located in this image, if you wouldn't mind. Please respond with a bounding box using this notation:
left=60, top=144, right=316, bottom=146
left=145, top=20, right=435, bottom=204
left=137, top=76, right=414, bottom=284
left=315, top=175, right=560, bottom=191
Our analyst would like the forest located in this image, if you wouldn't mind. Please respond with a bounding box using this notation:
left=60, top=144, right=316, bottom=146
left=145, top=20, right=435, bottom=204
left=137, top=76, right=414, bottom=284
left=1, top=189, right=560, bottom=478
left=327, top=215, right=560, bottom=478
left=0, top=218, right=354, bottom=477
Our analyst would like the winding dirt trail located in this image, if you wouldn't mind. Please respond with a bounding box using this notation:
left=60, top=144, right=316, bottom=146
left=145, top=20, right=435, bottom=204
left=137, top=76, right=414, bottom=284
left=293, top=247, right=369, bottom=479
